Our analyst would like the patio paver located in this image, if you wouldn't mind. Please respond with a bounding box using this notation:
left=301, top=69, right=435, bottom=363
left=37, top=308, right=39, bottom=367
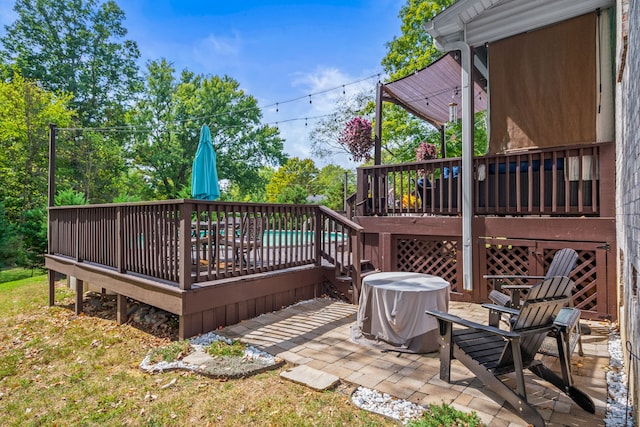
left=218, top=298, right=609, bottom=427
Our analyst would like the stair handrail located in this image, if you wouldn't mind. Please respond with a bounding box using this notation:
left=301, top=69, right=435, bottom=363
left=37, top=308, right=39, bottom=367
left=318, top=205, right=365, bottom=303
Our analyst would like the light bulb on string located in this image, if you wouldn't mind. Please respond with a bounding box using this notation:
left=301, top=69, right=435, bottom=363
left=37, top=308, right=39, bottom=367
left=276, top=102, right=279, bottom=113
left=308, top=95, right=312, bottom=104
left=342, top=85, right=346, bottom=95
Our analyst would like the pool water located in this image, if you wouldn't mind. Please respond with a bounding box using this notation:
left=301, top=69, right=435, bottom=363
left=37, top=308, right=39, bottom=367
left=263, top=230, right=345, bottom=246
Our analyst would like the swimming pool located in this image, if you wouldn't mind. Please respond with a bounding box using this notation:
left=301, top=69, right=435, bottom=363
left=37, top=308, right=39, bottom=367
left=263, top=230, right=345, bottom=246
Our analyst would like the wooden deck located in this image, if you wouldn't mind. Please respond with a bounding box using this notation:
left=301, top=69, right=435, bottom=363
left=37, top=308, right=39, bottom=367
left=45, top=141, right=618, bottom=338
left=46, top=202, right=364, bottom=338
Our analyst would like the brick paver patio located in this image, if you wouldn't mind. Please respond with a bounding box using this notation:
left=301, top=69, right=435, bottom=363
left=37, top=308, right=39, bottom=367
left=218, top=298, right=610, bottom=427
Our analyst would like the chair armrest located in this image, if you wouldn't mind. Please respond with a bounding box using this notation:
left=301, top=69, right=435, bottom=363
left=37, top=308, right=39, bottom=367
left=500, top=284, right=534, bottom=291
left=483, top=274, right=545, bottom=281
left=553, top=307, right=581, bottom=332
left=426, top=309, right=519, bottom=339
left=481, top=303, right=520, bottom=316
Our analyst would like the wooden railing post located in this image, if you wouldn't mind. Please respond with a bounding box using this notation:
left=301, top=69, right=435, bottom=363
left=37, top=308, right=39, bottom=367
left=356, top=168, right=367, bottom=216
left=116, top=206, right=124, bottom=273
left=351, top=230, right=362, bottom=304
left=179, top=202, right=192, bottom=290
left=315, top=207, right=322, bottom=267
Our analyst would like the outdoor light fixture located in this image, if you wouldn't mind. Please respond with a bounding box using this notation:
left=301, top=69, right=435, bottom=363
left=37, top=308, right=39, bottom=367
left=448, top=101, right=458, bottom=123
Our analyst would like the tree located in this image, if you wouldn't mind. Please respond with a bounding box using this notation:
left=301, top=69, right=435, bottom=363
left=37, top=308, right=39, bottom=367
left=17, top=207, right=47, bottom=270
left=1, top=0, right=144, bottom=204
left=0, top=203, right=18, bottom=268
left=0, top=74, right=73, bottom=223
left=1, top=0, right=141, bottom=126
left=382, top=0, right=454, bottom=80
left=315, top=165, right=354, bottom=211
left=378, top=0, right=488, bottom=160
left=265, top=158, right=319, bottom=203
left=309, top=91, right=373, bottom=162
left=128, top=59, right=287, bottom=200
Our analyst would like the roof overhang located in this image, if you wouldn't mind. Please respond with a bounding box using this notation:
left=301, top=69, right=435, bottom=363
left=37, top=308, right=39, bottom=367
left=425, top=0, right=615, bottom=48
left=381, top=52, right=487, bottom=128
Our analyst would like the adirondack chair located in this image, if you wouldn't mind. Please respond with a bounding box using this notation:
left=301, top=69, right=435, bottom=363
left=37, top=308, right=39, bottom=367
left=486, top=248, right=579, bottom=308
left=485, top=248, right=584, bottom=356
left=426, top=276, right=595, bottom=427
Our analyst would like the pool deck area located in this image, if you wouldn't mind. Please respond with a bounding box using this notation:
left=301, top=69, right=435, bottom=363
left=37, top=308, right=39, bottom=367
left=218, top=298, right=611, bottom=427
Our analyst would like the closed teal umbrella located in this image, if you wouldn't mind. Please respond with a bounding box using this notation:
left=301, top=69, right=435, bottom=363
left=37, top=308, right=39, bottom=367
left=191, top=125, right=220, bottom=200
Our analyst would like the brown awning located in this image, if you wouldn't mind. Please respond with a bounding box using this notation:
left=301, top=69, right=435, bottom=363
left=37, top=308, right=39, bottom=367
left=381, top=52, right=487, bottom=128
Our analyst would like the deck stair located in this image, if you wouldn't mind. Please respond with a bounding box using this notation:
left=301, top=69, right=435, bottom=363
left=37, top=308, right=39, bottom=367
left=324, top=259, right=377, bottom=303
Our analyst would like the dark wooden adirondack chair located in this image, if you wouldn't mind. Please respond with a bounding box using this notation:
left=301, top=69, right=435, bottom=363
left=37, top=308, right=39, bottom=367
left=426, top=276, right=595, bottom=427
left=486, top=248, right=584, bottom=356
left=486, top=248, right=579, bottom=308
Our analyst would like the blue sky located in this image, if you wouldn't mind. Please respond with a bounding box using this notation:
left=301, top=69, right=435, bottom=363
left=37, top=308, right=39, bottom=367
left=1, top=0, right=406, bottom=168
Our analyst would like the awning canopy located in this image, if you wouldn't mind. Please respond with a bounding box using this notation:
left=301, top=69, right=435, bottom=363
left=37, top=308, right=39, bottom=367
left=380, top=52, right=488, bottom=128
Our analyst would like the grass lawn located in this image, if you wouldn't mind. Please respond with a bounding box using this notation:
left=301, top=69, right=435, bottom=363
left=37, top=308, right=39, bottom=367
left=0, top=274, right=395, bottom=426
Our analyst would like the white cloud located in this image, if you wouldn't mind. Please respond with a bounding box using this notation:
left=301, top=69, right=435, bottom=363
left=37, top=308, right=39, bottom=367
left=261, top=67, right=378, bottom=169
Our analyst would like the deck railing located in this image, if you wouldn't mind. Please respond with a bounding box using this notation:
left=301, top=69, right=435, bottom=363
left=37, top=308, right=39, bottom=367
left=355, top=142, right=606, bottom=217
left=48, top=200, right=363, bottom=291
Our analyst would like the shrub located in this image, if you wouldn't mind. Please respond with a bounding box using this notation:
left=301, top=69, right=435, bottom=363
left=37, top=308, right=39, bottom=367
left=407, top=402, right=485, bottom=427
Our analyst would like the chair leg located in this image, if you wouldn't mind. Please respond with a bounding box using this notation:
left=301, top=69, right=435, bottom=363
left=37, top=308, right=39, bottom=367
left=453, top=348, right=545, bottom=427
left=528, top=361, right=595, bottom=414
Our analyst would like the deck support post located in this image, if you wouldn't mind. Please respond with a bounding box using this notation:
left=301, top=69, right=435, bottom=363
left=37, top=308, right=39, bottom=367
left=75, top=278, right=84, bottom=315
left=48, top=269, right=55, bottom=306
left=116, top=294, right=127, bottom=324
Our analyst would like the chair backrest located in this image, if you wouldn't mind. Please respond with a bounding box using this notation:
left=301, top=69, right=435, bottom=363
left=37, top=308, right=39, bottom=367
left=242, top=215, right=264, bottom=242
left=497, top=276, right=574, bottom=370
left=545, top=248, right=578, bottom=279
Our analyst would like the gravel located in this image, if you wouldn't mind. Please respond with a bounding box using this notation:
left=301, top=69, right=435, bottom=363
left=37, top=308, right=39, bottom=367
left=604, top=326, right=634, bottom=426
left=351, top=386, right=424, bottom=424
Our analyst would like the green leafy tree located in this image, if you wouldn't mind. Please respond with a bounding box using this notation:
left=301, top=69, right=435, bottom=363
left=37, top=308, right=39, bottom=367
left=0, top=203, right=18, bottom=268
left=276, top=185, right=308, bottom=204
left=17, top=207, right=47, bottom=270
left=266, top=157, right=319, bottom=203
left=379, top=0, right=487, bottom=159
left=0, top=75, right=73, bottom=223
left=1, top=0, right=141, bottom=125
left=54, top=189, right=88, bottom=206
left=315, top=165, right=354, bottom=211
left=382, top=0, right=454, bottom=80
left=129, top=59, right=287, bottom=200
left=1, top=0, right=144, bottom=204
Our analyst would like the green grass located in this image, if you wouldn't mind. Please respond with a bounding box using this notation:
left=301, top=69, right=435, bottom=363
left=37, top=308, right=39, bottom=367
left=0, top=276, right=396, bottom=426
left=208, top=339, right=245, bottom=357
left=148, top=340, right=192, bottom=363
left=0, top=267, right=46, bottom=283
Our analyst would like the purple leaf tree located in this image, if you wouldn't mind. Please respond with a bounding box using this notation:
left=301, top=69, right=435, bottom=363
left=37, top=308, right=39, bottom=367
left=338, top=117, right=373, bottom=162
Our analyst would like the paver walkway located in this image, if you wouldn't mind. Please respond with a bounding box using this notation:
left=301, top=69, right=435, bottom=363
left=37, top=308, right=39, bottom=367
left=218, top=298, right=610, bottom=427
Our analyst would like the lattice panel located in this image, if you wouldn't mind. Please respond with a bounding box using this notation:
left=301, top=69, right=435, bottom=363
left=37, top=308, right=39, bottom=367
left=569, top=250, right=598, bottom=312
left=484, top=245, right=530, bottom=296
left=396, top=238, right=458, bottom=291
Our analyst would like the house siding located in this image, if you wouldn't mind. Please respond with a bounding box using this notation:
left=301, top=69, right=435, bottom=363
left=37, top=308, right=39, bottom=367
left=617, top=0, right=639, bottom=421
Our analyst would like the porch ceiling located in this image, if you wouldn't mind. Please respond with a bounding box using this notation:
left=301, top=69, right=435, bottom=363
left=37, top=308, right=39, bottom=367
left=424, top=0, right=616, bottom=48
left=380, top=52, right=487, bottom=128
